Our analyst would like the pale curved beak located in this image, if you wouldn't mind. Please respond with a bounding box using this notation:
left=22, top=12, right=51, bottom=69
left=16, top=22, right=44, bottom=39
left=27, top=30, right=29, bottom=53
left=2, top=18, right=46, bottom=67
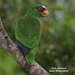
left=41, top=9, right=49, bottom=17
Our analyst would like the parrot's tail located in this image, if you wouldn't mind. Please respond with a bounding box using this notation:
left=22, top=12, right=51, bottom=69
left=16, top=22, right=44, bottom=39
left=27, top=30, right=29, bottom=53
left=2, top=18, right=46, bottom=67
left=26, top=47, right=37, bottom=64
left=17, top=40, right=37, bottom=64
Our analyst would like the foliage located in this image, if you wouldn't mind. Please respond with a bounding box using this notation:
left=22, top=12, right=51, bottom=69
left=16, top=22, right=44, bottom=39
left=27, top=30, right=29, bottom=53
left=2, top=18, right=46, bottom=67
left=0, top=49, right=28, bottom=75
left=0, top=0, right=75, bottom=75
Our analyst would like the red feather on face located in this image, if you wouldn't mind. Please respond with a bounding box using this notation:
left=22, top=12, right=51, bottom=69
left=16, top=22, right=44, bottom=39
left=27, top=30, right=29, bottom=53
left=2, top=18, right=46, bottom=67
left=37, top=6, right=46, bottom=12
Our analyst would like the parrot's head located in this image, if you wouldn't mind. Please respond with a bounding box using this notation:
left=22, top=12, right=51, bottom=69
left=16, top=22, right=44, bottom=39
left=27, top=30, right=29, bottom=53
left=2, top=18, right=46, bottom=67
left=27, top=4, right=49, bottom=19
left=36, top=4, right=49, bottom=17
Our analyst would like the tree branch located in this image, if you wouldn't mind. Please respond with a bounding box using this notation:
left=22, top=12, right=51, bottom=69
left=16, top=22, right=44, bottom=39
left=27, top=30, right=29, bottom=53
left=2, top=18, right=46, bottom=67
left=0, top=18, right=50, bottom=75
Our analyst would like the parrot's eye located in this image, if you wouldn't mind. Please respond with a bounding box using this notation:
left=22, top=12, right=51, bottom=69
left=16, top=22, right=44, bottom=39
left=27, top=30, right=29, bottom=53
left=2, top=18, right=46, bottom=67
left=38, top=6, right=43, bottom=10
left=37, top=6, right=45, bottom=12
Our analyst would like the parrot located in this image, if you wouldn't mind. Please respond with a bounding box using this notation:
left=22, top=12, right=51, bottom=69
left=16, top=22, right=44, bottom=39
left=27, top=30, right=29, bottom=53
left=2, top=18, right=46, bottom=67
left=15, top=4, right=49, bottom=64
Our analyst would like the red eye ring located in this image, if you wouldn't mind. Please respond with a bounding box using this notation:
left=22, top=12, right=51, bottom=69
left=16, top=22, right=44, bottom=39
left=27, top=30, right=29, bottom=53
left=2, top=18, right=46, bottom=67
left=37, top=6, right=45, bottom=12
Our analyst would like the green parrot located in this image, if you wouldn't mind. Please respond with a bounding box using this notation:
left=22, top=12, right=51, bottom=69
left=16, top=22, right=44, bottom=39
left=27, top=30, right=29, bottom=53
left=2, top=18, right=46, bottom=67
left=15, top=4, right=49, bottom=64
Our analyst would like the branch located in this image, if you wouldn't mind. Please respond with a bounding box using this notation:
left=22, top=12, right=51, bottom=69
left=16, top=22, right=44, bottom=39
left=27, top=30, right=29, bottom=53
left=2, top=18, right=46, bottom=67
left=0, top=18, right=50, bottom=75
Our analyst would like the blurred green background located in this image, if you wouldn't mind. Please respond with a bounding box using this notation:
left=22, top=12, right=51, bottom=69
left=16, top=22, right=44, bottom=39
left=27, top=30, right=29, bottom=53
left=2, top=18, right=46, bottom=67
left=0, top=0, right=75, bottom=75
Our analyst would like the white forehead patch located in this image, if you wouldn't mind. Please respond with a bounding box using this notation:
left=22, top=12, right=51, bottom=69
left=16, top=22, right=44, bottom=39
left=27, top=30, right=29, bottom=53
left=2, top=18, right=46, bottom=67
left=42, top=5, right=46, bottom=9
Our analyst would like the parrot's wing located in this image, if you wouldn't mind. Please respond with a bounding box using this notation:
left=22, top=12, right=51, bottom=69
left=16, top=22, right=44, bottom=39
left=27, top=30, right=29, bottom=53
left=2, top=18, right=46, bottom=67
left=15, top=15, right=41, bottom=48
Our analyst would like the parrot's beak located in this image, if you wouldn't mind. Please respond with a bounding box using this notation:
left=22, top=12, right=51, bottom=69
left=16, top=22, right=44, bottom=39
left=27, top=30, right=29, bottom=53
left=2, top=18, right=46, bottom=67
left=41, top=9, right=49, bottom=17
